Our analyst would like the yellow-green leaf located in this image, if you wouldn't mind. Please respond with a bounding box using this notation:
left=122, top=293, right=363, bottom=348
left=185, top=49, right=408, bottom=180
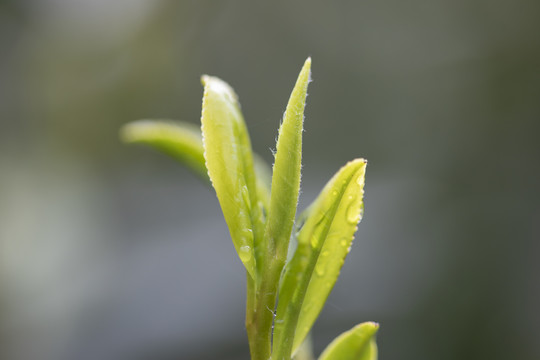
left=262, top=57, right=311, bottom=274
left=120, top=120, right=271, bottom=210
left=200, top=75, right=265, bottom=279
left=273, top=159, right=367, bottom=356
left=318, top=322, right=378, bottom=360
left=120, top=120, right=208, bottom=180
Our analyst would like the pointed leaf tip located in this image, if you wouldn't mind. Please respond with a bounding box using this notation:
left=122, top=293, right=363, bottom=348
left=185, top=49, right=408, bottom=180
left=263, top=58, right=312, bottom=276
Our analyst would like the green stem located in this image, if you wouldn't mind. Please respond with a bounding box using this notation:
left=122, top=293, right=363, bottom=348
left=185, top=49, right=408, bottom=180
left=246, top=274, right=262, bottom=359
left=246, top=259, right=284, bottom=360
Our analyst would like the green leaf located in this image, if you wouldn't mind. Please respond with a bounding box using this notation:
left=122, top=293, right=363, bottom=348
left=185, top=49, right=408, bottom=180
left=200, top=75, right=265, bottom=279
left=120, top=120, right=271, bottom=210
left=273, top=159, right=367, bottom=356
left=262, top=57, right=311, bottom=274
left=318, top=322, right=379, bottom=360
left=120, top=120, right=208, bottom=180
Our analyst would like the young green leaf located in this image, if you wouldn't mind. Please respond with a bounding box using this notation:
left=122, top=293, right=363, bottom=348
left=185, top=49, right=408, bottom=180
left=246, top=58, right=312, bottom=360
left=120, top=120, right=271, bottom=210
left=200, top=76, right=265, bottom=279
left=318, top=322, right=378, bottom=360
left=120, top=120, right=209, bottom=180
left=263, top=57, right=311, bottom=273
left=273, top=159, right=367, bottom=357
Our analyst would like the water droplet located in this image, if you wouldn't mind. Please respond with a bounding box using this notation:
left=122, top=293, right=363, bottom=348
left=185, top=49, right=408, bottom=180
left=310, top=236, right=319, bottom=248
left=332, top=190, right=338, bottom=196
left=340, top=239, right=348, bottom=247
left=315, top=251, right=329, bottom=276
left=356, top=173, right=364, bottom=186
left=241, top=228, right=254, bottom=244
left=239, top=245, right=252, bottom=262
left=315, top=263, right=325, bottom=276
left=346, top=201, right=360, bottom=224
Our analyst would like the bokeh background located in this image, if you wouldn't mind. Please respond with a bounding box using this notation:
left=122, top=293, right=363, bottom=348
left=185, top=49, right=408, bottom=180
left=1, top=1, right=539, bottom=359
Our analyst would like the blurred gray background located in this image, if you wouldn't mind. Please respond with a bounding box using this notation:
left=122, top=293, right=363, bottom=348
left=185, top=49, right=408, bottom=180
left=1, top=0, right=539, bottom=359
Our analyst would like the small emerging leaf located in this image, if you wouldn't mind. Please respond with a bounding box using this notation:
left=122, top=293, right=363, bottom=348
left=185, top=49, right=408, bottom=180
left=120, top=120, right=208, bottom=180
left=200, top=76, right=265, bottom=279
left=263, top=57, right=311, bottom=274
left=273, top=159, right=367, bottom=356
left=318, top=322, right=378, bottom=360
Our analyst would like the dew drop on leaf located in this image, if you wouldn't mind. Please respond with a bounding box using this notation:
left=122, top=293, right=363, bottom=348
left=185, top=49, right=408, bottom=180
left=315, top=263, right=325, bottom=277
left=315, top=250, right=329, bottom=276
left=346, top=200, right=360, bottom=224
left=239, top=245, right=252, bottom=262
left=242, top=228, right=254, bottom=242
left=310, top=236, right=319, bottom=249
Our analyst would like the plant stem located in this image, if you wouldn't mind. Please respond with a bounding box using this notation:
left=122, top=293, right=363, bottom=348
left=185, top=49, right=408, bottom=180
left=246, top=274, right=263, bottom=360
left=246, top=258, right=284, bottom=360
